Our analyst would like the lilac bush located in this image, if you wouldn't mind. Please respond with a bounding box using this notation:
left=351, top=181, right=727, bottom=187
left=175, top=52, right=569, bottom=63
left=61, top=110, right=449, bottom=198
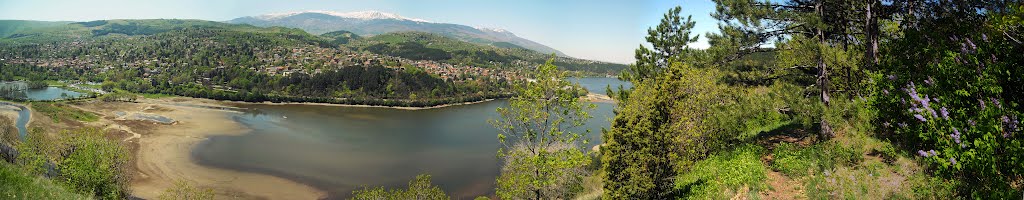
left=874, top=15, right=1023, bottom=196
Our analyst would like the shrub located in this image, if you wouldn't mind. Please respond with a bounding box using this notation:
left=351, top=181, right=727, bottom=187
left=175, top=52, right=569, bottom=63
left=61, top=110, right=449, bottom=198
left=674, top=145, right=768, bottom=199
left=771, top=143, right=816, bottom=176
left=350, top=174, right=449, bottom=200
left=158, top=180, right=214, bottom=200
left=771, top=140, right=863, bottom=177
left=0, top=116, right=17, bottom=146
left=874, top=8, right=1024, bottom=197
left=16, top=128, right=131, bottom=199
left=0, top=162, right=89, bottom=200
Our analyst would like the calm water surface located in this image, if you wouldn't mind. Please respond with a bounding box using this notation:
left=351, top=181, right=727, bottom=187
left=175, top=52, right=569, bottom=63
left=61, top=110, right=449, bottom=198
left=191, top=78, right=630, bottom=199
left=0, top=102, right=30, bottom=139
left=0, top=81, right=86, bottom=101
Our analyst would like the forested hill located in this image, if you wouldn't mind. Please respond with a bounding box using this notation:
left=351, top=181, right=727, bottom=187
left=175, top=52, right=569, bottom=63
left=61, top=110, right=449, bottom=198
left=227, top=11, right=569, bottom=57
left=0, top=19, right=623, bottom=74
left=0, top=19, right=517, bottom=106
left=346, top=31, right=627, bottom=74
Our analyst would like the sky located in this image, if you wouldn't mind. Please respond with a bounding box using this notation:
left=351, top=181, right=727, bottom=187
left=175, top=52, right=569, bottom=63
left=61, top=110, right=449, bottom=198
left=0, top=0, right=720, bottom=64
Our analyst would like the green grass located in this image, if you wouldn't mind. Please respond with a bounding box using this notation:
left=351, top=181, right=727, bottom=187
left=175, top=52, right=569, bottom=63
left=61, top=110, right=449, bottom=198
left=30, top=103, right=99, bottom=123
left=770, top=141, right=861, bottom=177
left=43, top=80, right=67, bottom=87
left=139, top=93, right=176, bottom=99
left=0, top=162, right=90, bottom=200
left=769, top=130, right=956, bottom=199
left=77, top=84, right=102, bottom=90
left=675, top=145, right=768, bottom=199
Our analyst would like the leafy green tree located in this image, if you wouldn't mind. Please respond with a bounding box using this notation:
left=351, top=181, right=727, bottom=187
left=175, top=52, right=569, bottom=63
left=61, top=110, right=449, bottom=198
left=56, top=128, right=132, bottom=200
left=350, top=174, right=449, bottom=200
left=16, top=127, right=131, bottom=199
left=490, top=58, right=594, bottom=200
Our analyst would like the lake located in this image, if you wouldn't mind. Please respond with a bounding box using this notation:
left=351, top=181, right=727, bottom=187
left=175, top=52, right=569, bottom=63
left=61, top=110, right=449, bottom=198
left=191, top=77, right=631, bottom=199
left=568, top=77, right=632, bottom=94
left=0, top=81, right=87, bottom=101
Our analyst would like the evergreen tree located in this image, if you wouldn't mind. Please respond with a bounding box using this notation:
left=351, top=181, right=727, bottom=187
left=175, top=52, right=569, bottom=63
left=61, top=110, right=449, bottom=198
left=621, top=6, right=700, bottom=84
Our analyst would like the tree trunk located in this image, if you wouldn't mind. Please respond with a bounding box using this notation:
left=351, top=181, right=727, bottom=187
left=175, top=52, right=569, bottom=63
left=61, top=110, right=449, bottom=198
left=534, top=161, right=542, bottom=200
left=817, top=1, right=834, bottom=139
left=865, top=0, right=880, bottom=70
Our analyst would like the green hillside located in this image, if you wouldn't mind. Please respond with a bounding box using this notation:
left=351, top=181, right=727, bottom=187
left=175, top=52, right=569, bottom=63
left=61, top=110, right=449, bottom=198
left=321, top=30, right=361, bottom=44
left=0, top=162, right=90, bottom=200
left=348, top=31, right=626, bottom=74
left=0, top=19, right=509, bottom=107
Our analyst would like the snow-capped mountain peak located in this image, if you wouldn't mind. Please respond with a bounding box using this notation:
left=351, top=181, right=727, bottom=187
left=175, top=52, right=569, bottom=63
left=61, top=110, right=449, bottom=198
left=473, top=26, right=511, bottom=34
left=256, top=10, right=430, bottom=22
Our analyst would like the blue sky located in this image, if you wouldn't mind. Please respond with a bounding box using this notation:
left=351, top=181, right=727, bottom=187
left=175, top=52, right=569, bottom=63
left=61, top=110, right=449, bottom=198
left=0, top=0, right=719, bottom=64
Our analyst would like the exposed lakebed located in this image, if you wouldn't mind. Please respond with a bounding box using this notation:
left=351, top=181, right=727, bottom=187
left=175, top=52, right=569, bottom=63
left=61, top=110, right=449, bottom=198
left=191, top=78, right=631, bottom=199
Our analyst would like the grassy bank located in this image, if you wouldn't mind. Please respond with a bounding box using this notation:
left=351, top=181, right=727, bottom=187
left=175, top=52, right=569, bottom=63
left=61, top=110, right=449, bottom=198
left=31, top=103, right=99, bottom=123
left=0, top=162, right=90, bottom=200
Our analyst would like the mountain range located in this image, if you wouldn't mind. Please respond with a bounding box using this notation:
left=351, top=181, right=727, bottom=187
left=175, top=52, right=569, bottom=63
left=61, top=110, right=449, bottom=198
left=227, top=10, right=569, bottom=57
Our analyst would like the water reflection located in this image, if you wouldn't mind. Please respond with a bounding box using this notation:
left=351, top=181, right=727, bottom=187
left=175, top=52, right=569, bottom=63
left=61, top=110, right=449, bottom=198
left=191, top=78, right=628, bottom=199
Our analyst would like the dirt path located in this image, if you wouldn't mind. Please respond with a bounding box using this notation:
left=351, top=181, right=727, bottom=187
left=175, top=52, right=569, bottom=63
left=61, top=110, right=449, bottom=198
left=761, top=170, right=806, bottom=199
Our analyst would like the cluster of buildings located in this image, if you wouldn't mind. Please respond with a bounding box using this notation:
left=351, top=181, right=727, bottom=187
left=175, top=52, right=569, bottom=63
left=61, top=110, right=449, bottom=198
left=1, top=42, right=528, bottom=83
left=247, top=46, right=526, bottom=82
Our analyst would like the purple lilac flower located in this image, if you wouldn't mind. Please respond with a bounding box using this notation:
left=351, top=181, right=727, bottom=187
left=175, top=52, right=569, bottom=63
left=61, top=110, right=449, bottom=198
left=992, top=98, right=1001, bottom=109
left=883, top=89, right=890, bottom=95
left=940, top=107, right=950, bottom=120
left=914, top=114, right=927, bottom=122
left=1003, top=115, right=1019, bottom=133
left=924, top=77, right=934, bottom=86
left=929, top=150, right=938, bottom=156
left=1012, top=116, right=1020, bottom=131
left=918, top=150, right=928, bottom=157
left=966, top=37, right=976, bottom=51
left=950, top=157, right=957, bottom=165
left=905, top=82, right=938, bottom=119
left=980, top=99, right=986, bottom=109
left=968, top=119, right=977, bottom=127
left=982, top=33, right=988, bottom=42
left=883, top=122, right=891, bottom=128
left=933, top=97, right=940, bottom=103
left=951, top=127, right=962, bottom=144
left=960, top=43, right=969, bottom=54
left=899, top=122, right=908, bottom=128
left=888, top=74, right=897, bottom=80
